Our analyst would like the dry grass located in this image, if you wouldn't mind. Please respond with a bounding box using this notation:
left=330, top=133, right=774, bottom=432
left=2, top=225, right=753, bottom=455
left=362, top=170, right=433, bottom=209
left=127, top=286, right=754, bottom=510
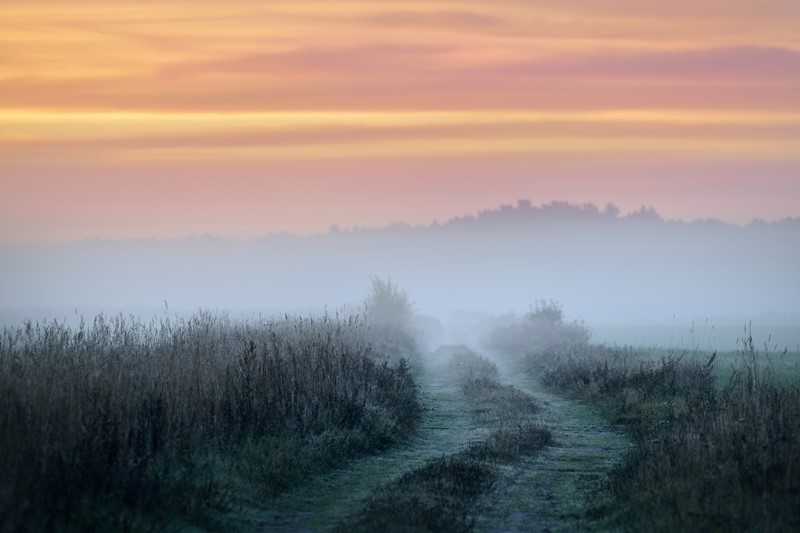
left=444, top=345, right=550, bottom=458
left=610, top=336, right=800, bottom=532
left=533, top=344, right=717, bottom=437
left=444, top=345, right=540, bottom=427
left=0, top=311, right=421, bottom=531
left=444, top=345, right=500, bottom=384
left=341, top=454, right=497, bottom=533
left=521, top=334, right=800, bottom=531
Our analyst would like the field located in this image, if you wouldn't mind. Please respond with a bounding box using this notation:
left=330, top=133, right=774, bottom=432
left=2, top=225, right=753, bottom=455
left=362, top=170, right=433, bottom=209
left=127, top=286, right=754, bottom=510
left=1, top=297, right=798, bottom=531
left=485, top=303, right=800, bottom=532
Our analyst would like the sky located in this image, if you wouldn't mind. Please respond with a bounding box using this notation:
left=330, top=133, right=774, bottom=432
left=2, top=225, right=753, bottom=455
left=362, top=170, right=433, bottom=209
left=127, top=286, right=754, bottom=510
left=2, top=0, right=800, bottom=244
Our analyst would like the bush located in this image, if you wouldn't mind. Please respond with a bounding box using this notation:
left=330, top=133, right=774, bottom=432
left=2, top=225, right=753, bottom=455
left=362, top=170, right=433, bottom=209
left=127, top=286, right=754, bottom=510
left=363, top=276, right=418, bottom=365
left=484, top=301, right=589, bottom=360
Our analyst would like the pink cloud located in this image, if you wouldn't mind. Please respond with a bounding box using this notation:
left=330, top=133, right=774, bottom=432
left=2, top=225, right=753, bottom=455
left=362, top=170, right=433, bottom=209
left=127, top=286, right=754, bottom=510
left=2, top=69, right=799, bottom=112
left=364, top=10, right=505, bottom=31
left=492, top=46, right=800, bottom=81
left=161, top=43, right=452, bottom=79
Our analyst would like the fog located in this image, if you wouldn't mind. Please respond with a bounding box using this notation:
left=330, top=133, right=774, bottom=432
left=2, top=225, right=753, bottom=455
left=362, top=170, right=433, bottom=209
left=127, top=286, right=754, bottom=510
left=2, top=201, right=798, bottom=351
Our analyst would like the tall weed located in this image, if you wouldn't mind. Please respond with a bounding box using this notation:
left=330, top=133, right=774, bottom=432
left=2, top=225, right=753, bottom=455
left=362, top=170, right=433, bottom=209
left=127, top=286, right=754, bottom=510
left=0, top=311, right=421, bottom=530
left=518, top=332, right=799, bottom=531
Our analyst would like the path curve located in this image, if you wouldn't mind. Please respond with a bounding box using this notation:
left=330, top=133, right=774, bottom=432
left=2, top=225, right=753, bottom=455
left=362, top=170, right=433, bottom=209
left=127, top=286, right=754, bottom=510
left=478, top=357, right=633, bottom=533
left=242, top=352, right=492, bottom=532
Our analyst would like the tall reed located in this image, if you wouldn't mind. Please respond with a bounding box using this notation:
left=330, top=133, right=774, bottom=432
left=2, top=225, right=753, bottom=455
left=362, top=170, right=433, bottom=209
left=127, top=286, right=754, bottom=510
left=0, top=311, right=421, bottom=530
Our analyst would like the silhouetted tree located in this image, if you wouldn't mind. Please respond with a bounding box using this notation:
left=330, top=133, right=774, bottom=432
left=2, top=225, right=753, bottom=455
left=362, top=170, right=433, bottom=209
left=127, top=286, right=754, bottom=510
left=364, top=276, right=413, bottom=329
left=363, top=276, right=418, bottom=361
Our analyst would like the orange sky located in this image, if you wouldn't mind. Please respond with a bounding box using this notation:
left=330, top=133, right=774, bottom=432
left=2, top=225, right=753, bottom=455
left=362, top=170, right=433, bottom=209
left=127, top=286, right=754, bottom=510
left=2, top=0, right=800, bottom=244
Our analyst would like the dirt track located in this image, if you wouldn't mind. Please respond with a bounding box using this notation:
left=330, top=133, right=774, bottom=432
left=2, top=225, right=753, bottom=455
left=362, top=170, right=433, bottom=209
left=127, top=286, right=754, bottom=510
left=235, top=351, right=631, bottom=532
left=244, top=352, right=491, bottom=531
left=478, top=358, right=632, bottom=532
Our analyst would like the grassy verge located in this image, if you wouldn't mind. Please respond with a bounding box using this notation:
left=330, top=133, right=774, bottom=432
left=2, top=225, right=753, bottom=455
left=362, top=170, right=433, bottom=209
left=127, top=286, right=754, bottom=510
left=339, top=346, right=551, bottom=532
left=523, top=338, right=800, bottom=531
left=0, top=311, right=421, bottom=531
left=485, top=302, right=800, bottom=530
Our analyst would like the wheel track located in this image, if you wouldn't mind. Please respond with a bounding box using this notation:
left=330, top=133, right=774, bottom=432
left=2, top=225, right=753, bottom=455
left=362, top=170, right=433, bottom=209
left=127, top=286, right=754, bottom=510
left=226, top=350, right=632, bottom=532
left=238, top=352, right=492, bottom=532
left=478, top=357, right=633, bottom=533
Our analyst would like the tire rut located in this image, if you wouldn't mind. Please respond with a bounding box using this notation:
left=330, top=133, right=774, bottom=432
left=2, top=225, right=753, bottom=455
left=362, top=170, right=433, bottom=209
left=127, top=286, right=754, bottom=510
left=240, top=353, right=492, bottom=532
left=478, top=358, right=633, bottom=533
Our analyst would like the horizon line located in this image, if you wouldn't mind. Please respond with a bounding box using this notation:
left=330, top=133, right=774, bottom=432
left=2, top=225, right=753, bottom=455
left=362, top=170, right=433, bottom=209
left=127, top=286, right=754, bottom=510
left=3, top=199, right=797, bottom=248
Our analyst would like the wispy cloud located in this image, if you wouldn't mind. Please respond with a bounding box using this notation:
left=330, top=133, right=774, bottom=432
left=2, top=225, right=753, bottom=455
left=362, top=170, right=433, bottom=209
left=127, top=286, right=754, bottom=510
left=161, top=43, right=453, bottom=79
left=491, top=46, right=800, bottom=81
left=363, top=10, right=506, bottom=31
left=4, top=110, right=800, bottom=166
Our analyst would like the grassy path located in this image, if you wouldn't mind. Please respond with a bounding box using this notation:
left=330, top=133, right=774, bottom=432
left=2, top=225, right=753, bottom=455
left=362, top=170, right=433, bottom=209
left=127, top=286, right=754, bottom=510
left=477, top=358, right=633, bottom=532
left=235, top=352, right=492, bottom=532
left=224, top=351, right=631, bottom=532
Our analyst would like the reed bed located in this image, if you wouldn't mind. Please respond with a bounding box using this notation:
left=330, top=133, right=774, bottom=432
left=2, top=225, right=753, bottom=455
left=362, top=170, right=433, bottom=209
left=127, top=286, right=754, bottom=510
left=0, top=311, right=421, bottom=531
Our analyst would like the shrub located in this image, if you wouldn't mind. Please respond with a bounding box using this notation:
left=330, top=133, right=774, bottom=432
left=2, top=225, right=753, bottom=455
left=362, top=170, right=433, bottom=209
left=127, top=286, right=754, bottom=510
left=484, top=301, right=590, bottom=360
left=363, top=276, right=418, bottom=365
